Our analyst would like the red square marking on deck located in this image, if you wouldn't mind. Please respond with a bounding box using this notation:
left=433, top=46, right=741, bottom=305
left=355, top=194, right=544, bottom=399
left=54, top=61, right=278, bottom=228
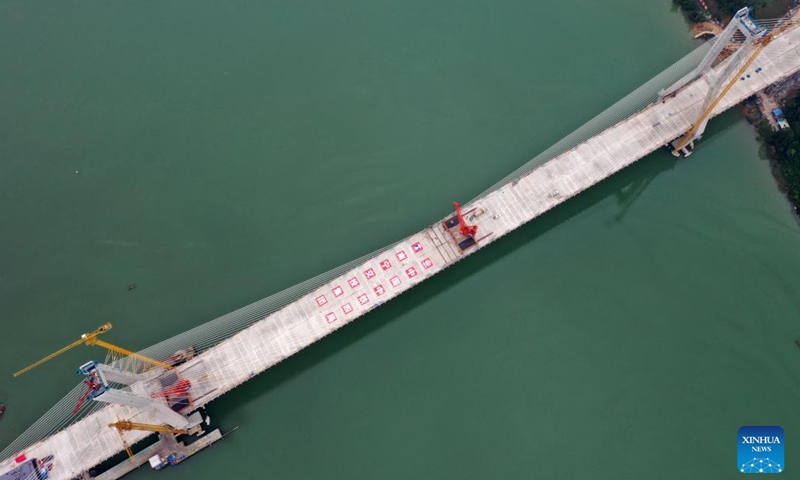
left=390, top=275, right=401, bottom=287
left=396, top=250, right=408, bottom=262
left=348, top=276, right=360, bottom=288
left=342, top=302, right=353, bottom=315
left=380, top=259, right=392, bottom=270
left=412, top=242, right=423, bottom=253
left=364, top=268, right=376, bottom=279
left=315, top=295, right=328, bottom=307
left=358, top=293, right=370, bottom=305
left=421, top=258, right=434, bottom=269
left=374, top=284, right=385, bottom=296
left=405, top=267, right=418, bottom=278
left=332, top=285, right=344, bottom=297
left=325, top=312, right=337, bottom=323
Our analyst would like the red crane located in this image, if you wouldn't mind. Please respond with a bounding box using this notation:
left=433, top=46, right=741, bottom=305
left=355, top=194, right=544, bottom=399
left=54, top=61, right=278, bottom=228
left=453, top=202, right=478, bottom=238
left=73, top=376, right=104, bottom=414
left=151, top=378, right=191, bottom=400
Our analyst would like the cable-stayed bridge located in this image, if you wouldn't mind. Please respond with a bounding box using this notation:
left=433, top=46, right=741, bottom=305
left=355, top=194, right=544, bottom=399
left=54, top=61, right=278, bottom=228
left=3, top=8, right=800, bottom=480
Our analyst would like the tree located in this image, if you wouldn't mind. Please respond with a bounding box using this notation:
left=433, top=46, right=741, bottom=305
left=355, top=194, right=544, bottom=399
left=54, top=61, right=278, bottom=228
left=717, top=0, right=767, bottom=15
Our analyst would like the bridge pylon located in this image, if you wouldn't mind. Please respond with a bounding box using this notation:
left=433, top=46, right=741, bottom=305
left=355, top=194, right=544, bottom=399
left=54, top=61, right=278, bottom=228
left=77, top=360, right=191, bottom=429
left=662, top=7, right=768, bottom=157
left=660, top=8, right=766, bottom=100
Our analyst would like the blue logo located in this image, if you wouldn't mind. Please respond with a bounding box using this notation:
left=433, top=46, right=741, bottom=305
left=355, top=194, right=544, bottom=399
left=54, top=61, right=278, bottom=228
left=739, top=426, right=784, bottom=473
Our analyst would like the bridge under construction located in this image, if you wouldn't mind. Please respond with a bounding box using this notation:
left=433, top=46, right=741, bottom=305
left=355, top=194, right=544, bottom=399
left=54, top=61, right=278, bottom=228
left=3, top=7, right=800, bottom=480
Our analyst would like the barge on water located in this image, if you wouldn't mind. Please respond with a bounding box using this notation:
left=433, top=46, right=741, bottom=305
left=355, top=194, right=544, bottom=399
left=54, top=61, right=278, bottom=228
left=0, top=428, right=224, bottom=480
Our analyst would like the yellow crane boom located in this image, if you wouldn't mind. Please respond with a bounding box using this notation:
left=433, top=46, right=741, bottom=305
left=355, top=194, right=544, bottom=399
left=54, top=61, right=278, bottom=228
left=114, top=429, right=134, bottom=460
left=673, top=37, right=771, bottom=153
left=109, top=420, right=188, bottom=460
left=13, top=322, right=173, bottom=377
left=109, top=420, right=188, bottom=434
left=673, top=13, right=800, bottom=154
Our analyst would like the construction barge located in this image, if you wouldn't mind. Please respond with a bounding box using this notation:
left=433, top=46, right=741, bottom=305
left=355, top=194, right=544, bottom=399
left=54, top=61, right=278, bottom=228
left=0, top=428, right=223, bottom=480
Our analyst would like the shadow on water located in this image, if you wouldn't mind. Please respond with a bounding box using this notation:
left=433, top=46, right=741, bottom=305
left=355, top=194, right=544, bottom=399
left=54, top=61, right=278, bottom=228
left=0, top=122, right=734, bottom=447
left=0, top=113, right=749, bottom=455
left=609, top=107, right=741, bottom=223
left=609, top=155, right=677, bottom=223
left=208, top=111, right=747, bottom=422
left=608, top=108, right=742, bottom=223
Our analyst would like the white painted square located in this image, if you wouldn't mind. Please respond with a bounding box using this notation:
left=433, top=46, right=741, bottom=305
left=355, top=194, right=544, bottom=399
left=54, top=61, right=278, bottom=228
left=405, top=267, right=418, bottom=278
left=380, top=259, right=392, bottom=270
left=364, top=268, right=376, bottom=279
left=332, top=286, right=344, bottom=297
left=421, top=258, right=433, bottom=269
left=342, top=303, right=353, bottom=315
left=395, top=250, right=407, bottom=262
left=390, top=275, right=401, bottom=287
left=358, top=294, right=369, bottom=305
left=348, top=277, right=360, bottom=288
left=315, top=295, right=328, bottom=307
left=325, top=312, right=337, bottom=323
left=374, top=284, right=385, bottom=296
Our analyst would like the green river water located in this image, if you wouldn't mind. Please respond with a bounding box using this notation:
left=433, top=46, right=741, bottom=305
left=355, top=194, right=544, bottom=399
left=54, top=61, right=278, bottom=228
left=1, top=1, right=800, bottom=479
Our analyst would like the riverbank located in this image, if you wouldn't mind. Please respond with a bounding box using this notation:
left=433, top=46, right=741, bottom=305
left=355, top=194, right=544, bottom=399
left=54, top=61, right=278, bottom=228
left=673, top=0, right=800, bottom=216
left=673, top=0, right=795, bottom=24
left=742, top=75, right=800, bottom=215
left=693, top=21, right=723, bottom=38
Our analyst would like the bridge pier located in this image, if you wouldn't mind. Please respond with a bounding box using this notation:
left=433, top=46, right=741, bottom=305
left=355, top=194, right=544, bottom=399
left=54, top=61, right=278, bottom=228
left=669, top=140, right=694, bottom=158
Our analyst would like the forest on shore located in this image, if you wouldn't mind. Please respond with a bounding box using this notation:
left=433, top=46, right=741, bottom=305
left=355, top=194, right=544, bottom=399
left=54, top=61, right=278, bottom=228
left=754, top=98, right=800, bottom=210
left=673, top=0, right=776, bottom=22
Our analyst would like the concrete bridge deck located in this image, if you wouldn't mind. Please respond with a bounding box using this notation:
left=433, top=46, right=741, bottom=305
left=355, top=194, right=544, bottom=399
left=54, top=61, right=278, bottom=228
left=4, top=20, right=800, bottom=480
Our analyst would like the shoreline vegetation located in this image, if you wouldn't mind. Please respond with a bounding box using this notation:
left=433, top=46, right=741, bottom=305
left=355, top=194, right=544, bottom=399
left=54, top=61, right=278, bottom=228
left=673, top=0, right=800, bottom=215
left=743, top=76, right=800, bottom=213
left=673, top=0, right=794, bottom=24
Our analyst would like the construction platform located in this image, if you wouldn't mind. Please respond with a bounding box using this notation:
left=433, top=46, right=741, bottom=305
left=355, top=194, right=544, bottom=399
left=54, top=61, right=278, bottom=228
left=4, top=14, right=800, bottom=480
left=91, top=430, right=222, bottom=480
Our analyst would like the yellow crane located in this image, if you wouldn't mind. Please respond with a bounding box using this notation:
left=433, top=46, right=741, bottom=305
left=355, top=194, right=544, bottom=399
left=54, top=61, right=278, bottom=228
left=13, top=322, right=174, bottom=377
left=673, top=14, right=799, bottom=154
left=109, top=420, right=188, bottom=460
left=672, top=39, right=771, bottom=154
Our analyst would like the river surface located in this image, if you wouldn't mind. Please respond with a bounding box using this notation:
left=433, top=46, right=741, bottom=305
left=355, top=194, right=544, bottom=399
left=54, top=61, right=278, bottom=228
left=1, top=1, right=799, bottom=479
